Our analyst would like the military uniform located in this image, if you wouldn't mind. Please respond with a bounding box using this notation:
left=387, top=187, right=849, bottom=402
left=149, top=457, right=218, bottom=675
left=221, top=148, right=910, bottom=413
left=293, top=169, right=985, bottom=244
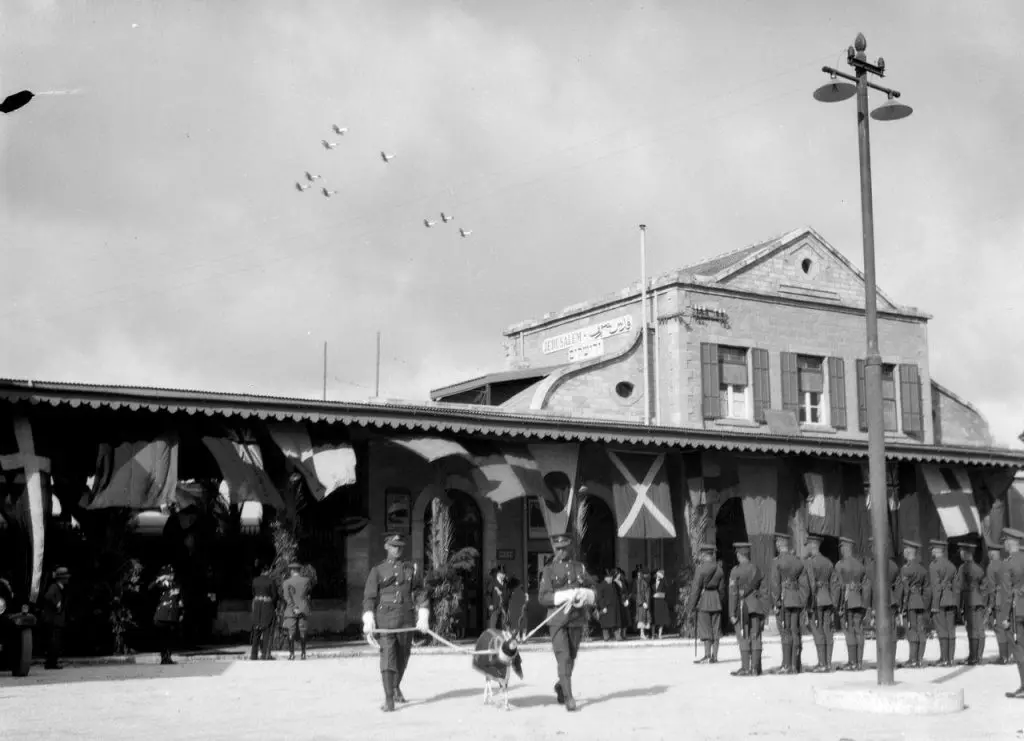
left=363, top=532, right=430, bottom=712
left=987, top=540, right=1010, bottom=664
left=836, top=537, right=869, bottom=671
left=929, top=540, right=958, bottom=667
left=728, top=542, right=767, bottom=677
left=864, top=536, right=901, bottom=666
left=152, top=565, right=184, bottom=666
left=956, top=542, right=987, bottom=665
left=687, top=544, right=726, bottom=664
left=899, top=540, right=931, bottom=668
left=538, top=532, right=596, bottom=712
left=282, top=563, right=312, bottom=660
left=250, top=568, right=278, bottom=661
left=803, top=534, right=839, bottom=672
left=997, top=528, right=1024, bottom=698
left=770, top=533, right=810, bottom=674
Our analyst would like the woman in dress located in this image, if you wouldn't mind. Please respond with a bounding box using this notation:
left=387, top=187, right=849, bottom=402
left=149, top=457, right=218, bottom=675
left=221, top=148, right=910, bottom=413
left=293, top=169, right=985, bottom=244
left=613, top=568, right=630, bottom=640
left=651, top=568, right=672, bottom=639
left=596, top=569, right=621, bottom=641
left=635, top=567, right=652, bottom=639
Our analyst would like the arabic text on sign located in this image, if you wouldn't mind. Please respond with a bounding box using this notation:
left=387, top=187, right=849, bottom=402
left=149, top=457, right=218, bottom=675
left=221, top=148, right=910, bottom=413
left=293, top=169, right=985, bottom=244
left=541, top=315, right=633, bottom=354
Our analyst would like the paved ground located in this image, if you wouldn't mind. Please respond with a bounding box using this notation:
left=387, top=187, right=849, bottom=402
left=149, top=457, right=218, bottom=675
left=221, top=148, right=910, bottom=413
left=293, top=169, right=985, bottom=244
left=2, top=634, right=1022, bottom=740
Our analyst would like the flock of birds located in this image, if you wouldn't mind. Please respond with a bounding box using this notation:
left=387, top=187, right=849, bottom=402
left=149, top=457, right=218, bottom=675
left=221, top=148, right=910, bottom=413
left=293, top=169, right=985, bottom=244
left=294, top=124, right=472, bottom=238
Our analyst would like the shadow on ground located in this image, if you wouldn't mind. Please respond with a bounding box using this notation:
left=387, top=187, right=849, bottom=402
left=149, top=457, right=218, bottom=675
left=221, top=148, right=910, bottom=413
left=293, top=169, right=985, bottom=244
left=580, top=684, right=670, bottom=707
left=0, top=662, right=231, bottom=688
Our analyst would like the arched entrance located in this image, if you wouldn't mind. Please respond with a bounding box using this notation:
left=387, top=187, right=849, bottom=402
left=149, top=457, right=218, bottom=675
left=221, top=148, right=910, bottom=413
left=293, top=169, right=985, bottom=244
left=714, top=497, right=749, bottom=636
left=422, top=489, right=484, bottom=637
left=579, top=494, right=616, bottom=578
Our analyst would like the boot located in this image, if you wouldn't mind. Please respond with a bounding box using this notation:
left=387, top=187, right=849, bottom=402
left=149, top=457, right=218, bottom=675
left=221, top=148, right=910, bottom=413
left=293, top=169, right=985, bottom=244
left=711, top=640, right=720, bottom=664
left=778, top=644, right=792, bottom=674
left=977, top=636, right=986, bottom=664
left=381, top=671, right=395, bottom=712
left=906, top=641, right=919, bottom=668
left=792, top=644, right=802, bottom=674
left=288, top=638, right=295, bottom=661
left=858, top=641, right=866, bottom=670
left=826, top=642, right=835, bottom=672
left=753, top=650, right=763, bottom=676
left=916, top=640, right=927, bottom=666
left=300, top=636, right=307, bottom=661
left=966, top=639, right=977, bottom=666
left=946, top=638, right=955, bottom=667
left=731, top=650, right=750, bottom=676
left=812, top=644, right=825, bottom=672
left=563, top=675, right=577, bottom=712
left=999, top=642, right=1010, bottom=665
left=394, top=685, right=407, bottom=704
left=554, top=680, right=565, bottom=705
left=694, top=641, right=711, bottom=664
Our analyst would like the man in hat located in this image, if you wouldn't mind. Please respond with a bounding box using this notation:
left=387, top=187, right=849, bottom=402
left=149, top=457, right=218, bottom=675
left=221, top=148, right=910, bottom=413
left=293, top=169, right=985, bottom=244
left=956, top=541, right=987, bottom=665
left=987, top=538, right=1010, bottom=664
left=803, top=534, right=839, bottom=672
left=537, top=532, right=596, bottom=712
left=151, top=564, right=184, bottom=665
left=899, top=540, right=930, bottom=668
left=363, top=532, right=430, bottom=712
left=770, top=532, right=809, bottom=674
left=40, top=566, right=70, bottom=670
left=283, top=561, right=312, bottom=660
left=835, top=536, right=868, bottom=671
left=488, top=565, right=512, bottom=631
left=686, top=544, right=726, bottom=665
left=728, top=542, right=767, bottom=677
left=929, top=539, right=958, bottom=667
left=997, top=527, right=1024, bottom=698
left=864, top=535, right=901, bottom=667
left=250, top=559, right=278, bottom=661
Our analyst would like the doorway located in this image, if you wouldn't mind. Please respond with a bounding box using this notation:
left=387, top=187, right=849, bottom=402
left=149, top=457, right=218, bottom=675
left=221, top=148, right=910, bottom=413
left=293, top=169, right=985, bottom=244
left=714, top=498, right=749, bottom=636
left=422, top=489, right=484, bottom=637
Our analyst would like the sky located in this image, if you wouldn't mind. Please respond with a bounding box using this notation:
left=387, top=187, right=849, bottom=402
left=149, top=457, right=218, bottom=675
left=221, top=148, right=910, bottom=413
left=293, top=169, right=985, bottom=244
left=1, top=0, right=1022, bottom=448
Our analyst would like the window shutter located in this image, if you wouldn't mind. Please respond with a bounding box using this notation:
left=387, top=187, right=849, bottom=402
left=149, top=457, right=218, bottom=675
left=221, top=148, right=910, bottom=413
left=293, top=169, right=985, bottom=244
left=856, top=359, right=867, bottom=431
left=899, top=363, right=924, bottom=439
left=827, top=357, right=847, bottom=430
left=751, top=348, right=770, bottom=423
left=700, top=343, right=720, bottom=419
left=780, top=352, right=799, bottom=415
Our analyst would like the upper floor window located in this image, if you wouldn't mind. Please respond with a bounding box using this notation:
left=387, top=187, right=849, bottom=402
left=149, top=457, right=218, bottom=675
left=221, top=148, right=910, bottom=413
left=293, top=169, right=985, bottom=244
left=701, top=343, right=770, bottom=422
left=718, top=346, right=749, bottom=419
left=797, top=355, right=825, bottom=424
left=881, top=364, right=898, bottom=432
left=856, top=360, right=923, bottom=439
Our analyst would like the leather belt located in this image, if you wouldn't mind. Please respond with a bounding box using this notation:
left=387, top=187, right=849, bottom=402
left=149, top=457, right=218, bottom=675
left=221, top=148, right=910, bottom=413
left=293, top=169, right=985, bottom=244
left=253, top=596, right=273, bottom=602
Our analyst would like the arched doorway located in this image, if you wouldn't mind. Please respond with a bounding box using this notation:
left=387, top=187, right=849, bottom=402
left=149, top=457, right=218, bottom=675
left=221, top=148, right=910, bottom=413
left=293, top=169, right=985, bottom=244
left=579, top=494, right=616, bottom=578
left=714, top=497, right=749, bottom=636
left=422, top=489, right=484, bottom=637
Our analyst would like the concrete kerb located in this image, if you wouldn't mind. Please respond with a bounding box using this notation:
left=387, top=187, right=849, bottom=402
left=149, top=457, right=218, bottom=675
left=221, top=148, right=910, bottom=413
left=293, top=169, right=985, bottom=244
left=812, top=681, right=966, bottom=715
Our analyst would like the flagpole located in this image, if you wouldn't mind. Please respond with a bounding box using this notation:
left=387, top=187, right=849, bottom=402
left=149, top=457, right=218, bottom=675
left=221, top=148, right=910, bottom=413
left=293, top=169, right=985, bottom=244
left=375, top=331, right=381, bottom=398
left=639, top=225, right=651, bottom=426
left=322, top=342, right=327, bottom=401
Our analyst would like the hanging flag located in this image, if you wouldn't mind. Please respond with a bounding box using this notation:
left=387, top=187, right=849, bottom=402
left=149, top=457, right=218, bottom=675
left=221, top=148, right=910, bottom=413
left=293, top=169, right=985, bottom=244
left=920, top=464, right=981, bottom=537
left=266, top=422, right=356, bottom=501
left=527, top=443, right=580, bottom=537
left=388, top=436, right=471, bottom=463
left=89, top=435, right=179, bottom=511
left=605, top=450, right=675, bottom=539
left=201, top=437, right=285, bottom=509
left=802, top=466, right=841, bottom=536
left=0, top=415, right=50, bottom=602
left=469, top=443, right=544, bottom=506
left=735, top=460, right=778, bottom=576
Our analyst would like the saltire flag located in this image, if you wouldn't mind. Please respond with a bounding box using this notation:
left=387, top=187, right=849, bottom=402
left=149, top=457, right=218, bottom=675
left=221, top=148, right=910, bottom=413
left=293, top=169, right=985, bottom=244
left=605, top=450, right=675, bottom=539
left=267, top=422, right=356, bottom=501
left=527, top=443, right=581, bottom=538
left=921, top=464, right=981, bottom=537
left=202, top=434, right=285, bottom=509
left=0, top=415, right=51, bottom=602
left=89, top=435, right=179, bottom=511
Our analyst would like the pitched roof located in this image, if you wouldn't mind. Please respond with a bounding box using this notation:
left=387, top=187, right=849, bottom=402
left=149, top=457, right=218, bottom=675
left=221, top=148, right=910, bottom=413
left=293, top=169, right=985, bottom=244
left=429, top=365, right=561, bottom=400
left=680, top=230, right=797, bottom=277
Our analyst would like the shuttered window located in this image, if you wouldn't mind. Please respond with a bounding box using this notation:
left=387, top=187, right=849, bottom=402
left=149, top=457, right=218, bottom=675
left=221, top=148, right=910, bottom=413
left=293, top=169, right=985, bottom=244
left=899, top=363, right=924, bottom=439
left=856, top=359, right=867, bottom=431
left=827, top=357, right=847, bottom=429
left=881, top=364, right=898, bottom=432
left=751, top=348, right=770, bottom=423
left=780, top=352, right=800, bottom=417
left=718, top=346, right=749, bottom=419
left=796, top=355, right=824, bottom=423
left=700, top=343, right=720, bottom=419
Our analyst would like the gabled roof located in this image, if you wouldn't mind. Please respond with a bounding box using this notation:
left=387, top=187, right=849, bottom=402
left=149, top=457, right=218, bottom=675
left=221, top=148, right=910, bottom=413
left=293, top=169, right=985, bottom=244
left=429, top=365, right=561, bottom=400
left=680, top=230, right=797, bottom=278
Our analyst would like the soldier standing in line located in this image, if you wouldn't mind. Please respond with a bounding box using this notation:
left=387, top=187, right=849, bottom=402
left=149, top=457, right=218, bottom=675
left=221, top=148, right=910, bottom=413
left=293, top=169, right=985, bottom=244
left=770, top=532, right=810, bottom=674
left=956, top=541, right=987, bottom=665
left=899, top=540, right=931, bottom=668
left=835, top=536, right=869, bottom=671
left=987, top=538, right=1010, bottom=665
left=686, top=543, right=726, bottom=665
left=997, top=527, right=1024, bottom=699
left=803, top=534, right=839, bottom=673
left=250, top=559, right=278, bottom=661
left=929, top=539, right=958, bottom=667
left=537, top=532, right=596, bottom=712
left=728, top=542, right=767, bottom=677
left=864, top=535, right=901, bottom=668
left=362, top=532, right=431, bottom=712
left=151, top=564, right=184, bottom=666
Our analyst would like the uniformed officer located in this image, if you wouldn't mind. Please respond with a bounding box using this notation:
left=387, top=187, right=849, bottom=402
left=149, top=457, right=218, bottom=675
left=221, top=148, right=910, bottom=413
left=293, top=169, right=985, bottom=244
left=864, top=535, right=901, bottom=666
left=728, top=542, right=767, bottom=677
left=899, top=540, right=931, bottom=668
left=954, top=541, right=986, bottom=665
left=687, top=543, right=726, bottom=665
left=250, top=559, right=279, bottom=661
left=151, top=564, right=184, bottom=666
left=929, top=539, right=958, bottom=667
left=282, top=562, right=312, bottom=660
left=770, top=532, right=810, bottom=674
left=803, top=534, right=839, bottom=672
left=997, top=528, right=1024, bottom=699
left=835, top=536, right=868, bottom=671
left=537, top=532, right=596, bottom=712
left=362, top=532, right=430, bottom=712
left=987, top=538, right=1010, bottom=665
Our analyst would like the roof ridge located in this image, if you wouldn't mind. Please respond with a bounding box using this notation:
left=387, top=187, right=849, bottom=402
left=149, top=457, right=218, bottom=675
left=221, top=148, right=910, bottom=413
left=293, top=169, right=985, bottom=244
left=680, top=227, right=805, bottom=274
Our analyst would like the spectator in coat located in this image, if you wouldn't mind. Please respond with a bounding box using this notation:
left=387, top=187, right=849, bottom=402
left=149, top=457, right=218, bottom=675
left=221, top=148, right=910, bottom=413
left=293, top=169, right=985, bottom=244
left=250, top=559, right=278, bottom=661
left=613, top=569, right=630, bottom=639
left=636, top=567, right=652, bottom=639
left=651, top=569, right=671, bottom=638
left=488, top=565, right=512, bottom=630
left=151, top=564, right=184, bottom=666
left=41, top=566, right=71, bottom=670
left=596, top=570, right=621, bottom=640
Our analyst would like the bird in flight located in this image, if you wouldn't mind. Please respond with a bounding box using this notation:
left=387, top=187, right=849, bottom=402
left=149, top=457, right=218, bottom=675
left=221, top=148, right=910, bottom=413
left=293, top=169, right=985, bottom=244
left=424, top=219, right=436, bottom=228
left=332, top=124, right=348, bottom=135
left=295, top=182, right=311, bottom=192
left=305, top=171, right=321, bottom=182
left=322, top=140, right=338, bottom=150
left=459, top=228, right=472, bottom=238
left=380, top=151, right=396, bottom=163
left=440, top=212, right=454, bottom=223
left=322, top=187, right=338, bottom=197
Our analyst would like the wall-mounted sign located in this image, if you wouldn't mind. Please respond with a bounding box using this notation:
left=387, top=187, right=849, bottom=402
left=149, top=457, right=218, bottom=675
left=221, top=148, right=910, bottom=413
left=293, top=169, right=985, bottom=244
left=568, top=339, right=604, bottom=363
left=541, top=314, right=633, bottom=355
left=497, top=549, right=516, bottom=561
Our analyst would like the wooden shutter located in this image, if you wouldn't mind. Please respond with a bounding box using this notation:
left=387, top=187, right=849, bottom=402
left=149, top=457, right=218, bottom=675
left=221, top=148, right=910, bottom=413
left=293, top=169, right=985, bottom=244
left=780, top=352, right=799, bottom=415
left=899, top=363, right=924, bottom=439
left=856, top=359, right=867, bottom=431
left=751, top=348, right=770, bottom=423
left=827, top=357, right=847, bottom=430
left=700, top=343, right=720, bottom=419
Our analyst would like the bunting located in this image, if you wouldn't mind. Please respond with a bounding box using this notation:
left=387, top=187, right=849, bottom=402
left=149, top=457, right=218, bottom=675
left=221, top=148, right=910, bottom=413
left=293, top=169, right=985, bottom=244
left=469, top=443, right=544, bottom=506
left=921, top=464, right=981, bottom=537
left=89, top=435, right=179, bottom=511
left=202, top=436, right=284, bottom=509
left=267, top=422, right=356, bottom=501
left=527, top=443, right=581, bottom=537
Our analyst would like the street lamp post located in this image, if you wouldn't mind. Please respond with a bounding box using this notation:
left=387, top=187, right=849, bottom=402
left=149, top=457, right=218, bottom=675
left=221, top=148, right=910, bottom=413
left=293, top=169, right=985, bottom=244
left=814, top=33, right=912, bottom=687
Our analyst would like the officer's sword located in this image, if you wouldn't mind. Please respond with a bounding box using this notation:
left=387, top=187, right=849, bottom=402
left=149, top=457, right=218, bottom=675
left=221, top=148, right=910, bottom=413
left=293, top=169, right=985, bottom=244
left=740, top=597, right=748, bottom=641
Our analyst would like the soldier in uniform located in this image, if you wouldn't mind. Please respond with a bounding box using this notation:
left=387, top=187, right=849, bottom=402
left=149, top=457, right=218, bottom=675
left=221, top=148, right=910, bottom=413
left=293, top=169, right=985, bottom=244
left=835, top=536, right=868, bottom=671
left=770, top=532, right=809, bottom=674
left=987, top=538, right=1010, bottom=665
left=803, top=534, right=839, bottom=672
left=151, top=564, right=184, bottom=666
left=686, top=543, right=726, bottom=665
left=537, top=532, right=596, bottom=712
left=728, top=542, right=767, bottom=677
left=997, top=527, right=1024, bottom=699
left=929, top=539, right=958, bottom=667
left=362, top=532, right=431, bottom=712
left=283, top=562, right=312, bottom=660
left=899, top=540, right=931, bottom=668
left=956, top=541, right=987, bottom=665
left=250, top=559, right=278, bottom=661
left=864, top=535, right=901, bottom=667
